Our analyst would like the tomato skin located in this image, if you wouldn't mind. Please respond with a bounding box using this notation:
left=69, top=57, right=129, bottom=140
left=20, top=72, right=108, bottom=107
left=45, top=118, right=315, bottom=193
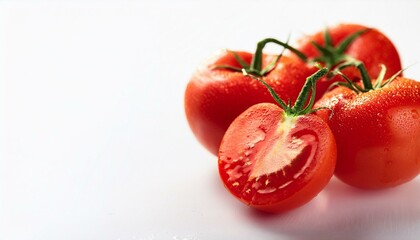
left=315, top=78, right=420, bottom=189
left=218, top=103, right=336, bottom=212
left=290, top=23, right=402, bottom=81
left=185, top=50, right=325, bottom=155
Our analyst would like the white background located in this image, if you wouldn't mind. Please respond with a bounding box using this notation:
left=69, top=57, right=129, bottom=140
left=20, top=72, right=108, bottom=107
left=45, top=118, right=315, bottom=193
left=1, top=0, right=420, bottom=239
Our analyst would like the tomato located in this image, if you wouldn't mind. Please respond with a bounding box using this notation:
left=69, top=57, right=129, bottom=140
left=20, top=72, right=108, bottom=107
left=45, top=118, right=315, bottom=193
left=185, top=50, right=322, bottom=155
left=289, top=23, right=402, bottom=82
left=186, top=24, right=402, bottom=156
left=218, top=68, right=337, bottom=212
left=315, top=76, right=420, bottom=189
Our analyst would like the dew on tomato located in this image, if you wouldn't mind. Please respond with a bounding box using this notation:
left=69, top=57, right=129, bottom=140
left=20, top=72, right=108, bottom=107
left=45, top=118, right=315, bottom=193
left=218, top=103, right=336, bottom=212
left=411, top=109, right=419, bottom=119
left=388, top=107, right=420, bottom=138
left=217, top=68, right=336, bottom=212
left=315, top=76, right=420, bottom=189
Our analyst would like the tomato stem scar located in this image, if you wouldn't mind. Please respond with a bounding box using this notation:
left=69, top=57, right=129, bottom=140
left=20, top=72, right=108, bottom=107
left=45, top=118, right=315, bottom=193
left=334, top=61, right=407, bottom=94
left=310, top=28, right=370, bottom=69
left=215, top=27, right=369, bottom=78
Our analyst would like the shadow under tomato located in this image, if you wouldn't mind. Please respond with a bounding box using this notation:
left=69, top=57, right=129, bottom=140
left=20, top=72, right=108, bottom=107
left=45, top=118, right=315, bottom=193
left=247, top=177, right=420, bottom=240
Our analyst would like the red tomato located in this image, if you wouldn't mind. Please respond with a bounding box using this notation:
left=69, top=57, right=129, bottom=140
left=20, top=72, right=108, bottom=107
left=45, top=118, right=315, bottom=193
left=185, top=50, right=322, bottom=155
left=218, top=68, right=336, bottom=212
left=186, top=24, right=402, bottom=156
left=315, top=77, right=420, bottom=189
left=218, top=103, right=336, bottom=212
left=290, top=23, right=402, bottom=82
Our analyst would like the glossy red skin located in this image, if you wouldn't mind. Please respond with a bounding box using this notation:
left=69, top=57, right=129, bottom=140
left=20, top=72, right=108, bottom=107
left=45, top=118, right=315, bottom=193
left=218, top=103, right=336, bottom=212
left=289, top=23, right=402, bottom=82
left=185, top=51, right=328, bottom=155
left=315, top=78, right=420, bottom=189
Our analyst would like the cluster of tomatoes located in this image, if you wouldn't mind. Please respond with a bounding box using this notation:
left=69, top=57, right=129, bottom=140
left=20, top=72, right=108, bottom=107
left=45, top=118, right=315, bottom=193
left=184, top=23, right=420, bottom=213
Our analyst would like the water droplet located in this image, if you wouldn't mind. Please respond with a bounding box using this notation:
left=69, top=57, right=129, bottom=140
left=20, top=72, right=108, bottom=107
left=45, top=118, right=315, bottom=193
left=247, top=143, right=255, bottom=149
left=227, top=165, right=243, bottom=181
left=244, top=150, right=252, bottom=157
left=258, top=125, right=268, bottom=133
left=252, top=181, right=262, bottom=189
left=278, top=180, right=293, bottom=189
left=257, top=187, right=276, bottom=194
left=411, top=109, right=419, bottom=119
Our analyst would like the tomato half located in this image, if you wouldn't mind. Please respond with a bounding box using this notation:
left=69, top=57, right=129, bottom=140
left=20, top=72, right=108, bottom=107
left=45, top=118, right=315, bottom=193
left=315, top=77, right=420, bottom=189
left=218, top=103, right=336, bottom=212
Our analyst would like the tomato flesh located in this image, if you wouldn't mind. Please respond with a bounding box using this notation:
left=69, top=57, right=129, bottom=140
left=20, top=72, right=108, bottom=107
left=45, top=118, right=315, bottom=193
left=218, top=103, right=336, bottom=212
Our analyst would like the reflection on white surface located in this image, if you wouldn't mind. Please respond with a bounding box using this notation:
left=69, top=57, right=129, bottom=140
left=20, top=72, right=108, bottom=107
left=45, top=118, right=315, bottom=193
left=248, top=177, right=420, bottom=240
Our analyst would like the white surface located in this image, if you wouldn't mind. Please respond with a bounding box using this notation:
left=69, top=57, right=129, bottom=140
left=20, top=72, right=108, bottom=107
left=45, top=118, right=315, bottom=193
left=1, top=1, right=420, bottom=239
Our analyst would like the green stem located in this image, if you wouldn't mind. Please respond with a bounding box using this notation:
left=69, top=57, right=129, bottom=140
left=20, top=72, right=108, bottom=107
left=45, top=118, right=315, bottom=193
left=216, top=27, right=368, bottom=78
left=249, top=40, right=265, bottom=74
left=356, top=62, right=373, bottom=90
left=243, top=67, right=328, bottom=116
left=249, top=38, right=308, bottom=74
left=335, top=60, right=373, bottom=92
left=291, top=67, right=328, bottom=114
left=242, top=69, right=289, bottom=110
